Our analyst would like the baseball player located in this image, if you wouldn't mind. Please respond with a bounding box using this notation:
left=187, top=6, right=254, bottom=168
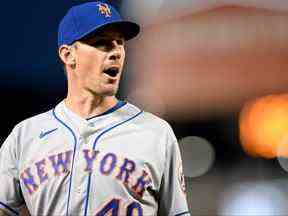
left=0, top=1, right=190, bottom=216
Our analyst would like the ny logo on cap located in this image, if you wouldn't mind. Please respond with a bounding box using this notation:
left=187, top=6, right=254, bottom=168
left=97, top=3, right=112, bottom=17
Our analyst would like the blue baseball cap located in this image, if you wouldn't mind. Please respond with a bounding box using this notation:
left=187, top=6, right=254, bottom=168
left=58, top=1, right=140, bottom=47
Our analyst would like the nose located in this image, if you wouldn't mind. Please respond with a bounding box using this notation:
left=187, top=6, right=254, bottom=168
left=109, top=50, right=121, bottom=60
left=108, top=41, right=123, bottom=61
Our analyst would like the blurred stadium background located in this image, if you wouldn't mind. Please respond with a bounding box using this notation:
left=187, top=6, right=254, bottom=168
left=2, top=0, right=288, bottom=215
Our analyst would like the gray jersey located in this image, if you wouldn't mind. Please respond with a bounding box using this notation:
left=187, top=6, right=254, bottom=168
left=0, top=101, right=190, bottom=216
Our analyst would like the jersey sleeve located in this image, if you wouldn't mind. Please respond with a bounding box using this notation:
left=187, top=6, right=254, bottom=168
left=0, top=128, right=24, bottom=215
left=158, top=124, right=190, bottom=216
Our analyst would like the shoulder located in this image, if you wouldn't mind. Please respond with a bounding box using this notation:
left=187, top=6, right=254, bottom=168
left=11, top=108, right=56, bottom=138
left=139, top=111, right=171, bottom=130
left=0, top=108, right=55, bottom=162
left=126, top=102, right=176, bottom=138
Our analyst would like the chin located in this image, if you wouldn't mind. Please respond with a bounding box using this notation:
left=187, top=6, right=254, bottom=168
left=96, top=87, right=119, bottom=97
left=103, top=91, right=117, bottom=96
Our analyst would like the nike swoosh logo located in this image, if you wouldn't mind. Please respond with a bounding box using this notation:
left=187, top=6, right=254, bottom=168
left=39, top=128, right=58, bottom=139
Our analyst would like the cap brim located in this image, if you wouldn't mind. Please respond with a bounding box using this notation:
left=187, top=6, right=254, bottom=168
left=82, top=21, right=140, bottom=41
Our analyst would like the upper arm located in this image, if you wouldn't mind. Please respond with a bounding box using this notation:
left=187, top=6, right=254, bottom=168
left=158, top=124, right=190, bottom=216
left=0, top=129, right=24, bottom=215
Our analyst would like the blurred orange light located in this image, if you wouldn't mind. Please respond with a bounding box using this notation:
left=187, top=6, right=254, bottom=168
left=240, top=94, right=288, bottom=159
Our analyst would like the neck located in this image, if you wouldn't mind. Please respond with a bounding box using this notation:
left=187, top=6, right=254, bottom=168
left=65, top=90, right=118, bottom=119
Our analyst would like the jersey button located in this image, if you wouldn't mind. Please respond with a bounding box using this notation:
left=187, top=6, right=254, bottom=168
left=88, top=122, right=94, bottom=127
left=76, top=187, right=83, bottom=194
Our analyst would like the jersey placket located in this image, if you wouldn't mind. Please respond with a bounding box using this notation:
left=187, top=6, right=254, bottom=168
left=70, top=135, right=85, bottom=214
left=69, top=122, right=101, bottom=215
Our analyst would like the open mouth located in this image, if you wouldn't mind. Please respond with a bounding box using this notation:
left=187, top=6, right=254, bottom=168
left=103, top=67, right=119, bottom=78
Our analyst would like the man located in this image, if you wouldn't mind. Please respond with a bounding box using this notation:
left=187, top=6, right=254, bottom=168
left=0, top=2, right=190, bottom=215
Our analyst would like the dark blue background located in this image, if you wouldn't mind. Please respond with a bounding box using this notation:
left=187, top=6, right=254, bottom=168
left=0, top=0, right=120, bottom=88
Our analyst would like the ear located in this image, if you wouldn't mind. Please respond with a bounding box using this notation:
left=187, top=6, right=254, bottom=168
left=58, top=45, right=76, bottom=67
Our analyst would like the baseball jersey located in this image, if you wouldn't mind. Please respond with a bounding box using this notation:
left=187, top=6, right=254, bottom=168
left=0, top=100, right=190, bottom=216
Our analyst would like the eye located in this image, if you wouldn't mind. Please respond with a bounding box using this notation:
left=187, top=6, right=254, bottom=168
left=116, top=39, right=124, bottom=46
left=92, top=39, right=113, bottom=50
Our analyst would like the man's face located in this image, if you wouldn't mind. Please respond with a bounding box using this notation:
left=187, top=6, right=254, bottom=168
left=72, top=28, right=126, bottom=96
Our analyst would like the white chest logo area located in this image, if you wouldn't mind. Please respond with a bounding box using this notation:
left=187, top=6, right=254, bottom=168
left=20, top=149, right=152, bottom=198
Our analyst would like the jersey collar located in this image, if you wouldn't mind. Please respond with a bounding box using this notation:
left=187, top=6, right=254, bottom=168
left=53, top=100, right=141, bottom=138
